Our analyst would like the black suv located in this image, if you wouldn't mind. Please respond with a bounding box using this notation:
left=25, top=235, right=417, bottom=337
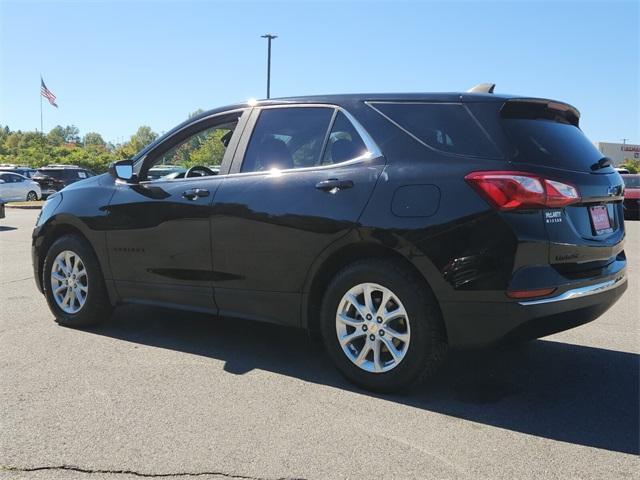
left=32, top=87, right=627, bottom=391
left=32, top=165, right=95, bottom=198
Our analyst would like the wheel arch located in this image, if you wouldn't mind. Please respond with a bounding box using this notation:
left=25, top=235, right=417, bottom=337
left=35, top=217, right=117, bottom=305
left=302, top=240, right=447, bottom=343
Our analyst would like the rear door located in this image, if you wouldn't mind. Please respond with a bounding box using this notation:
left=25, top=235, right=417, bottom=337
left=210, top=105, right=385, bottom=326
left=499, top=100, right=626, bottom=268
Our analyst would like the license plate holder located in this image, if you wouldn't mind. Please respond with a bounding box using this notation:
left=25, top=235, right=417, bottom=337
left=589, top=205, right=613, bottom=235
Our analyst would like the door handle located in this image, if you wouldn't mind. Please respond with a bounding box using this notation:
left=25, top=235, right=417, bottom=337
left=182, top=188, right=210, bottom=200
left=315, top=178, right=354, bottom=192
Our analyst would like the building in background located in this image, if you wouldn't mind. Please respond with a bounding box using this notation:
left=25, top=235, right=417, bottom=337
left=595, top=142, right=640, bottom=166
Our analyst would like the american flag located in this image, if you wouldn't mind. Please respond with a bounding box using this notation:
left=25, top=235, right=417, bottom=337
left=41, top=78, right=58, bottom=108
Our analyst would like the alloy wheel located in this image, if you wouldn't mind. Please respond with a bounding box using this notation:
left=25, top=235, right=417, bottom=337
left=335, top=282, right=411, bottom=373
left=50, top=250, right=89, bottom=314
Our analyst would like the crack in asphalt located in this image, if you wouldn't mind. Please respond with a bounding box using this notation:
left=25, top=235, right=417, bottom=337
left=1, top=465, right=306, bottom=480
left=0, top=276, right=32, bottom=285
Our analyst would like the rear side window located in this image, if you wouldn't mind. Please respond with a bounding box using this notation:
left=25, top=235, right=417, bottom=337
left=321, top=112, right=367, bottom=165
left=502, top=119, right=609, bottom=173
left=241, top=107, right=333, bottom=172
left=370, top=102, right=501, bottom=158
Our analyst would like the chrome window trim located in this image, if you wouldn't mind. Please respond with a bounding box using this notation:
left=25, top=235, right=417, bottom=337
left=229, top=103, right=383, bottom=176
left=518, top=274, right=626, bottom=306
left=222, top=152, right=380, bottom=180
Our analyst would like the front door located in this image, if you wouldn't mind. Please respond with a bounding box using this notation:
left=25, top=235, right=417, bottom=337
left=106, top=110, right=248, bottom=312
left=210, top=106, right=386, bottom=325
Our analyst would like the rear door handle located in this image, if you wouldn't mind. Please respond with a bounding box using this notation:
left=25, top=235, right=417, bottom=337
left=315, top=178, right=354, bottom=192
left=182, top=188, right=210, bottom=200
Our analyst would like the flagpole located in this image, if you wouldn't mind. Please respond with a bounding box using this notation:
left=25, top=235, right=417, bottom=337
left=40, top=75, right=45, bottom=165
left=40, top=76, right=43, bottom=134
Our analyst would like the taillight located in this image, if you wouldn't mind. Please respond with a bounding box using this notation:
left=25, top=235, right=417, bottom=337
left=465, top=171, right=580, bottom=210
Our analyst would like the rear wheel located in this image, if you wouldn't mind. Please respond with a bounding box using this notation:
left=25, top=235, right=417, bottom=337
left=26, top=191, right=38, bottom=201
left=43, top=235, right=112, bottom=327
left=320, top=259, right=446, bottom=392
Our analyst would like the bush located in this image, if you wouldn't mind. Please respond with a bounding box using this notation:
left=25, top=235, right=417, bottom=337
left=620, top=159, right=640, bottom=174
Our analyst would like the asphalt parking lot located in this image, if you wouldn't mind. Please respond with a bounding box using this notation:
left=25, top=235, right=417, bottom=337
left=1, top=208, right=638, bottom=480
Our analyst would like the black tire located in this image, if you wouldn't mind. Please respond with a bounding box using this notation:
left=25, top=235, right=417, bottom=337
left=26, top=191, right=38, bottom=201
left=320, top=259, right=446, bottom=392
left=43, top=234, right=113, bottom=327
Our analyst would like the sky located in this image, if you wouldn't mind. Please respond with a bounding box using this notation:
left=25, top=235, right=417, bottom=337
left=1, top=0, right=638, bottom=145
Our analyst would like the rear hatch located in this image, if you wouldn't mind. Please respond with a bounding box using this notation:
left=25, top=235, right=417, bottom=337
left=33, top=169, right=68, bottom=191
left=500, top=99, right=625, bottom=276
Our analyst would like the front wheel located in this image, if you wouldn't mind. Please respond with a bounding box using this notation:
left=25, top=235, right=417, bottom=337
left=320, top=259, right=446, bottom=392
left=26, top=191, right=38, bottom=201
left=43, top=235, right=113, bottom=327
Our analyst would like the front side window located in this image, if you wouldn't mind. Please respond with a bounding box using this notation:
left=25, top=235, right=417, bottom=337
left=241, top=107, right=334, bottom=173
left=370, top=102, right=501, bottom=158
left=146, top=120, right=238, bottom=180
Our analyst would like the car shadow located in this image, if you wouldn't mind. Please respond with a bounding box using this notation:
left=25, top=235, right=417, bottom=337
left=84, top=304, right=639, bottom=455
left=0, top=225, right=18, bottom=232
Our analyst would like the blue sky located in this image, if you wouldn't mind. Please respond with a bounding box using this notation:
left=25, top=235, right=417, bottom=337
left=1, top=0, right=638, bottom=144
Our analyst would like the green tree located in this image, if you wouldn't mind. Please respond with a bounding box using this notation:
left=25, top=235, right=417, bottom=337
left=620, top=159, right=640, bottom=174
left=63, top=125, right=80, bottom=143
left=47, top=126, right=66, bottom=145
left=83, top=132, right=106, bottom=147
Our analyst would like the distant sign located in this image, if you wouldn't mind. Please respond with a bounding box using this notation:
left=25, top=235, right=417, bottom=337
left=596, top=142, right=640, bottom=165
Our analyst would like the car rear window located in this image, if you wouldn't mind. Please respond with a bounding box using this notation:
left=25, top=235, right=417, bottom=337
left=35, top=169, right=67, bottom=179
left=369, top=102, right=501, bottom=158
left=502, top=119, right=609, bottom=173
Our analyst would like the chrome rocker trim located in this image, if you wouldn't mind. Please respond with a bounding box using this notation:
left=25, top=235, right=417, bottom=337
left=519, top=274, right=627, bottom=306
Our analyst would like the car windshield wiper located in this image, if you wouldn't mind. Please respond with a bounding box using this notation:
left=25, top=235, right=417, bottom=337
left=591, top=156, right=612, bottom=171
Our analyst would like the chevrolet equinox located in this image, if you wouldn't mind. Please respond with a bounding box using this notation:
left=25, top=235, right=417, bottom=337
left=32, top=85, right=628, bottom=391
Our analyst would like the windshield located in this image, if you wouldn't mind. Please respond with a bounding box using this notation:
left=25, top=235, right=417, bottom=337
left=622, top=175, right=640, bottom=188
left=502, top=119, right=611, bottom=173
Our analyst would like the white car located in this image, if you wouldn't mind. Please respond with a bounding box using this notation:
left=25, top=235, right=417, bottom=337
left=0, top=172, right=42, bottom=201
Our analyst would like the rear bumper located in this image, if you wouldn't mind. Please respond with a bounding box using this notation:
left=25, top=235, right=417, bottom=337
left=441, top=268, right=627, bottom=347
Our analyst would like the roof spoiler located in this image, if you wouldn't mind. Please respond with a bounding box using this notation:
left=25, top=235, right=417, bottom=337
left=467, top=83, right=495, bottom=94
left=501, top=98, right=580, bottom=127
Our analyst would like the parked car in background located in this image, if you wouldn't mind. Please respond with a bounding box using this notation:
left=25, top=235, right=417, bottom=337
left=0, top=172, right=41, bottom=201
left=32, top=86, right=627, bottom=392
left=160, top=166, right=220, bottom=180
left=32, top=165, right=96, bottom=198
left=615, top=167, right=630, bottom=174
left=147, top=165, right=186, bottom=180
left=0, top=165, right=37, bottom=178
left=621, top=174, right=640, bottom=219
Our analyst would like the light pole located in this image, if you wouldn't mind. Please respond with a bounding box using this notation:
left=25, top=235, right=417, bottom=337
left=261, top=34, right=277, bottom=99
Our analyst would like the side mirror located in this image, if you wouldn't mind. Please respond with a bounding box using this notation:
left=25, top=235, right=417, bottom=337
left=109, top=159, right=135, bottom=182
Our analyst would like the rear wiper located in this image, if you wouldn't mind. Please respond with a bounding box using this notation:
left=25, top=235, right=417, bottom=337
left=591, top=156, right=612, bottom=171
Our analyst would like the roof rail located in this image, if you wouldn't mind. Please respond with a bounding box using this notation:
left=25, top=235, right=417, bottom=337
left=44, top=164, right=80, bottom=168
left=467, top=83, right=495, bottom=94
